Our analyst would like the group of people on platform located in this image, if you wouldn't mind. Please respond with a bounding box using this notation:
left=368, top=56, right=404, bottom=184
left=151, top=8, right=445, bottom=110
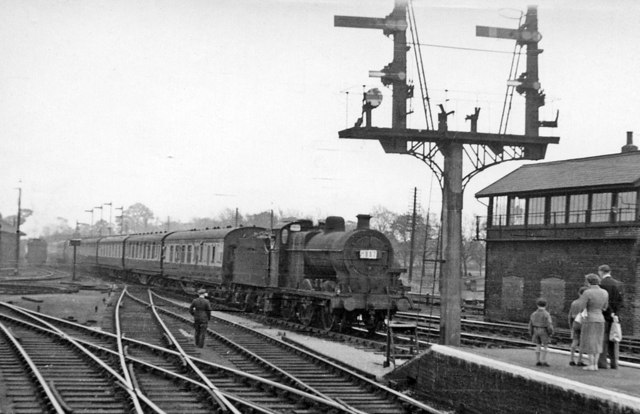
left=528, top=264, right=624, bottom=370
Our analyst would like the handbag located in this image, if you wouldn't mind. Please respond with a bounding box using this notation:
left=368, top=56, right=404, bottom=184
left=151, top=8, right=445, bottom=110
left=609, top=315, right=622, bottom=342
left=574, top=309, right=587, bottom=324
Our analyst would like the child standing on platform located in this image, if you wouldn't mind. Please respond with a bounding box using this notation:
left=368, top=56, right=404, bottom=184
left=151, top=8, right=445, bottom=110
left=529, top=298, right=554, bottom=367
left=568, top=287, right=588, bottom=366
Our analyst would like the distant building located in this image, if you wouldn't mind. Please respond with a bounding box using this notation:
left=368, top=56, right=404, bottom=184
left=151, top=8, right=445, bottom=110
left=476, top=132, right=639, bottom=335
left=0, top=218, right=26, bottom=269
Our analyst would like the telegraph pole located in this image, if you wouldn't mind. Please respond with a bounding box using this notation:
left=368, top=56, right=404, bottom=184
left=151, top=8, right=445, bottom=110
left=15, top=187, right=21, bottom=275
left=408, top=187, right=418, bottom=285
left=335, top=2, right=559, bottom=345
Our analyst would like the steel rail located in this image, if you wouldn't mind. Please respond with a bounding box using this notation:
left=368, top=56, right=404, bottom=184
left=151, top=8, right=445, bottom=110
left=0, top=321, right=66, bottom=414
left=144, top=289, right=241, bottom=414
left=0, top=301, right=146, bottom=414
left=152, top=292, right=444, bottom=414
left=115, top=288, right=167, bottom=414
left=115, top=287, right=135, bottom=387
left=11, top=299, right=362, bottom=413
left=1, top=308, right=277, bottom=414
left=148, top=291, right=366, bottom=414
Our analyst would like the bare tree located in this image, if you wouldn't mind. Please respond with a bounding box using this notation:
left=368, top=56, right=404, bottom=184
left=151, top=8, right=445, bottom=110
left=124, top=203, right=155, bottom=233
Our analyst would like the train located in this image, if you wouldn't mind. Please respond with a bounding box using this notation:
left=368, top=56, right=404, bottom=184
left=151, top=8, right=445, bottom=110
left=65, top=214, right=411, bottom=331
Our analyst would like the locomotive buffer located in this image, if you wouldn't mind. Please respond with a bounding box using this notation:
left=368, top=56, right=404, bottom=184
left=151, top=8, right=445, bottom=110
left=335, top=1, right=559, bottom=345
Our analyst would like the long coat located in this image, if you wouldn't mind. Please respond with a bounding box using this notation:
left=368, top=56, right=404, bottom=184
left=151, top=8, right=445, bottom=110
left=600, top=275, right=623, bottom=322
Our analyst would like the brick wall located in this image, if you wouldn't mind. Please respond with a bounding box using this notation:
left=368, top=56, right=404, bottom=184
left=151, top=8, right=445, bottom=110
left=485, top=239, right=637, bottom=336
left=386, top=348, right=640, bottom=414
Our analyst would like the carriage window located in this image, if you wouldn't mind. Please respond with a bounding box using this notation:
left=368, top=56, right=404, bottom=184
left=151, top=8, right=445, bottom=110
left=591, top=192, right=612, bottom=223
left=508, top=196, right=525, bottom=226
left=187, top=245, right=192, bottom=263
left=213, top=243, right=223, bottom=265
left=617, top=191, right=637, bottom=222
left=169, top=246, right=174, bottom=262
left=527, top=197, right=545, bottom=225
left=206, top=245, right=212, bottom=265
left=180, top=245, right=186, bottom=263
left=569, top=194, right=588, bottom=223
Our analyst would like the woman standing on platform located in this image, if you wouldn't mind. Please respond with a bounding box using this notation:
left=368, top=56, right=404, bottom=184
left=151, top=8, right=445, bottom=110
left=576, top=273, right=609, bottom=371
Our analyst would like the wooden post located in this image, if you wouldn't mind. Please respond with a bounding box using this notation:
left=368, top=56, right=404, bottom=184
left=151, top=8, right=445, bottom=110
left=439, top=142, right=463, bottom=345
left=15, top=187, right=21, bottom=275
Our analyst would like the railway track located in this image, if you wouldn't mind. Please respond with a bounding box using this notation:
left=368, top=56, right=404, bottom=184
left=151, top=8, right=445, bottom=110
left=149, top=291, right=445, bottom=414
left=208, top=298, right=640, bottom=367
left=393, top=312, right=640, bottom=363
left=0, top=304, right=139, bottom=413
left=123, top=287, right=354, bottom=414
left=0, top=292, right=344, bottom=413
left=2, top=287, right=434, bottom=413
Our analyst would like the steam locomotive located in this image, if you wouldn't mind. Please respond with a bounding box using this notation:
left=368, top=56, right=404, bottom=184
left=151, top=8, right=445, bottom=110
left=72, top=214, right=411, bottom=331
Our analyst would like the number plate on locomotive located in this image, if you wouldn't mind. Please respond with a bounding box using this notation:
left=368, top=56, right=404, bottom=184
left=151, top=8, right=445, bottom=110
left=359, top=250, right=378, bottom=259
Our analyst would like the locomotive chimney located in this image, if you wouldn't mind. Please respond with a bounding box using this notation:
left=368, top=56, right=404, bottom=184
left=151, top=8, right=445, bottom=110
left=356, top=214, right=371, bottom=230
left=325, top=216, right=345, bottom=232
left=621, top=131, right=638, bottom=153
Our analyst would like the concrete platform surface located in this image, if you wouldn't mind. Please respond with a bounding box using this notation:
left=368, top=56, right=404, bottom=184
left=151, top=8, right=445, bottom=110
left=461, top=345, right=640, bottom=408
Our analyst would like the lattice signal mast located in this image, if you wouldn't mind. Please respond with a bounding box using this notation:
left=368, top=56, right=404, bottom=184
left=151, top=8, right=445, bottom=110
left=335, top=1, right=559, bottom=345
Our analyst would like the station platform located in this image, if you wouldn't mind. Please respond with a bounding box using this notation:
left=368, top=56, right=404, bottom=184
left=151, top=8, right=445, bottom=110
left=387, top=344, right=640, bottom=414
left=471, top=346, right=640, bottom=399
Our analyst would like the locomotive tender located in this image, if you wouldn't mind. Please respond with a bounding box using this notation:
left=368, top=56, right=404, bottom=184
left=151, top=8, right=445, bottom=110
left=73, top=214, right=410, bottom=331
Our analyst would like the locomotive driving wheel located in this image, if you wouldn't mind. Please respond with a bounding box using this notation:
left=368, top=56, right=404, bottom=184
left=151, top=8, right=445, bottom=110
left=336, top=311, right=354, bottom=333
left=242, top=291, right=256, bottom=312
left=319, top=302, right=336, bottom=331
left=364, top=312, right=386, bottom=335
left=282, top=299, right=296, bottom=321
left=298, top=302, right=315, bottom=327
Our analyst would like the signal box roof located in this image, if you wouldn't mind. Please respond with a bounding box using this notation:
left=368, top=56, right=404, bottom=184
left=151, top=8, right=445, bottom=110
left=476, top=151, right=640, bottom=198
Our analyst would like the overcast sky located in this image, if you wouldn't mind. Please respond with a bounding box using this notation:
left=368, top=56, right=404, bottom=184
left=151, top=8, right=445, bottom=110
left=1, top=0, right=638, bottom=236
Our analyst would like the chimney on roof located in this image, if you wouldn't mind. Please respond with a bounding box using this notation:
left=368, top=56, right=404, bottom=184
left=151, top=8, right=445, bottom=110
left=621, top=131, right=638, bottom=153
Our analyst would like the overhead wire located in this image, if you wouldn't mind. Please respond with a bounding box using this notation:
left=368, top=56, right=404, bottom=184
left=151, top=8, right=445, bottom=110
left=408, top=0, right=435, bottom=130
left=499, top=14, right=525, bottom=135
left=412, top=42, right=516, bottom=55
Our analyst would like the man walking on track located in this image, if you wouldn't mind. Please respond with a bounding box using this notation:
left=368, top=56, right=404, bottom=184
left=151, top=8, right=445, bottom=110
left=190, top=289, right=212, bottom=348
left=597, top=265, right=623, bottom=369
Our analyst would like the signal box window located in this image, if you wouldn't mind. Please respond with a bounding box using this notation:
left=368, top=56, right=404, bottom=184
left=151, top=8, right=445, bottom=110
left=569, top=194, right=588, bottom=223
left=492, top=196, right=507, bottom=226
left=527, top=197, right=545, bottom=225
left=549, top=195, right=566, bottom=225
left=591, top=192, right=612, bottom=223
left=508, top=196, right=525, bottom=226
left=617, top=191, right=638, bottom=222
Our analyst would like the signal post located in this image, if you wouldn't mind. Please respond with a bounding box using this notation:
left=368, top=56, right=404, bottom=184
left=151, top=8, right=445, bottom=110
left=335, top=1, right=559, bottom=345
